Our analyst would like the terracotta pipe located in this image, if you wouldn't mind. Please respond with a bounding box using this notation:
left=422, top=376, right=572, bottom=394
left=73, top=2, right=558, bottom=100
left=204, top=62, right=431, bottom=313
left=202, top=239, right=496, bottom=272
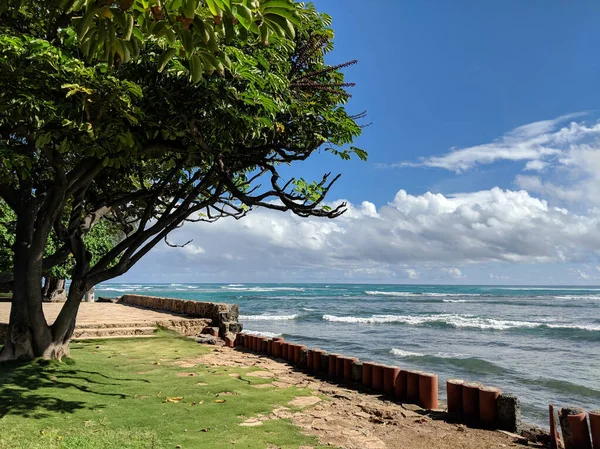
left=261, top=337, right=268, bottom=354
left=446, top=379, right=464, bottom=416
left=312, top=349, right=323, bottom=372
left=589, top=410, right=600, bottom=449
left=383, top=366, right=400, bottom=396
left=560, top=407, right=592, bottom=449
left=362, top=362, right=374, bottom=388
left=550, top=404, right=561, bottom=449
left=281, top=342, right=288, bottom=360
left=344, top=357, right=358, bottom=382
left=419, top=372, right=438, bottom=410
left=395, top=370, right=408, bottom=401
left=306, top=349, right=314, bottom=370
left=253, top=335, right=260, bottom=352
left=247, top=335, right=253, bottom=350
left=479, top=386, right=501, bottom=425
left=329, top=353, right=339, bottom=378
left=295, top=345, right=307, bottom=365
left=287, top=344, right=297, bottom=362
left=266, top=339, right=273, bottom=355
left=273, top=340, right=282, bottom=358
left=336, top=356, right=347, bottom=381
left=372, top=364, right=384, bottom=392
left=462, top=382, right=483, bottom=423
left=406, top=370, right=421, bottom=403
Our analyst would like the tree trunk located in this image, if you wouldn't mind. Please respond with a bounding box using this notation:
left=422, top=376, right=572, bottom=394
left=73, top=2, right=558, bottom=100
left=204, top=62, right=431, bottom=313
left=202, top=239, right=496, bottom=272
left=42, top=276, right=67, bottom=302
left=0, top=208, right=74, bottom=361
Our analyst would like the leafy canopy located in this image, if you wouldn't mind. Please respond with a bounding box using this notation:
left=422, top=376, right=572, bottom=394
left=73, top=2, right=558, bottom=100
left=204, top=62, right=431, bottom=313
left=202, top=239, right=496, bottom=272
left=0, top=0, right=365, bottom=286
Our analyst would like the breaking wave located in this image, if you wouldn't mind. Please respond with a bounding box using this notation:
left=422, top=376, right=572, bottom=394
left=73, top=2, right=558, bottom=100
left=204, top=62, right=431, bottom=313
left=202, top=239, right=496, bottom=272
left=240, top=314, right=299, bottom=321
left=221, top=286, right=305, bottom=292
left=244, top=330, right=283, bottom=338
left=322, top=313, right=600, bottom=333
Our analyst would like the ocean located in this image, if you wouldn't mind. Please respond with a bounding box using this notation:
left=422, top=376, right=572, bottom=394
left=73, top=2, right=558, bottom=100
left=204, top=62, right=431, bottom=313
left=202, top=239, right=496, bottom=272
left=96, top=283, right=600, bottom=427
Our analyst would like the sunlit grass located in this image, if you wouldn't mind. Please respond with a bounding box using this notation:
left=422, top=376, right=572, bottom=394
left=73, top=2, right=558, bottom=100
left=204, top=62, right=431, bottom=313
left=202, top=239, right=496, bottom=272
left=0, top=331, right=323, bottom=448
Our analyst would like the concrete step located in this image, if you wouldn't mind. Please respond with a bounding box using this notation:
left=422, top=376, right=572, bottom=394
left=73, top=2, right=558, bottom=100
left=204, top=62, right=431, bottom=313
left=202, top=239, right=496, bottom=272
left=74, top=334, right=158, bottom=340
left=73, top=326, right=157, bottom=339
left=75, top=318, right=210, bottom=330
left=75, top=322, right=159, bottom=330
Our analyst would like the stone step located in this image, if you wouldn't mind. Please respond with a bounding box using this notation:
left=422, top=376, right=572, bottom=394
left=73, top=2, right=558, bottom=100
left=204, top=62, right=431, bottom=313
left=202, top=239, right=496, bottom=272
left=73, top=326, right=157, bottom=339
left=74, top=334, right=158, bottom=340
left=75, top=321, right=160, bottom=330
left=74, top=318, right=210, bottom=330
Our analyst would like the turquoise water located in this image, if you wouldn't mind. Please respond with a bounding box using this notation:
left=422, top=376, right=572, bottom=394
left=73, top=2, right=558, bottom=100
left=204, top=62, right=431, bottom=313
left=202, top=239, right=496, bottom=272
left=96, top=283, right=600, bottom=426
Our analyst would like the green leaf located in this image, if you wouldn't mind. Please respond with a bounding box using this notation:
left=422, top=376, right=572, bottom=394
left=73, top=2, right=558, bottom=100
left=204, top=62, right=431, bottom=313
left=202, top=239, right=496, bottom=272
left=157, top=47, right=177, bottom=72
left=205, top=0, right=220, bottom=16
left=182, top=0, right=196, bottom=19
left=189, top=54, right=203, bottom=83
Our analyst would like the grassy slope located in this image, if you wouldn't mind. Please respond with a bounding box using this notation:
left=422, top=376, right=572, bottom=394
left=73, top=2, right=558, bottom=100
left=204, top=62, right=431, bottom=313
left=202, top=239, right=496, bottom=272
left=0, top=332, right=324, bottom=449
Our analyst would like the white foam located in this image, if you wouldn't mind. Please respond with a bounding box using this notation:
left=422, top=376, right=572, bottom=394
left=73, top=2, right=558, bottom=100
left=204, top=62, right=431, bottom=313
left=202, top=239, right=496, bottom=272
left=227, top=284, right=244, bottom=287
left=365, top=291, right=480, bottom=298
left=365, top=291, right=414, bottom=297
left=99, top=287, right=137, bottom=292
left=553, top=295, right=600, bottom=300
left=322, top=313, right=546, bottom=330
left=390, top=348, right=466, bottom=359
left=498, top=287, right=600, bottom=291
left=546, top=323, right=600, bottom=332
left=442, top=299, right=470, bottom=303
left=244, top=330, right=283, bottom=338
left=424, top=293, right=481, bottom=297
left=240, top=314, right=299, bottom=321
left=389, top=348, right=425, bottom=357
left=221, top=286, right=305, bottom=292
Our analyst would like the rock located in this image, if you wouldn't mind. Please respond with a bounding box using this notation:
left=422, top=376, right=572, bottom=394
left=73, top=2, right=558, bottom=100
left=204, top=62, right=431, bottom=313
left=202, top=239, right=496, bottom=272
left=96, top=297, right=118, bottom=303
left=299, top=348, right=308, bottom=368
left=320, top=352, right=329, bottom=373
left=403, top=403, right=424, bottom=413
left=351, top=361, right=362, bottom=383
left=521, top=424, right=550, bottom=446
left=196, top=335, right=218, bottom=345
left=288, top=396, right=322, bottom=408
left=497, top=393, right=521, bottom=433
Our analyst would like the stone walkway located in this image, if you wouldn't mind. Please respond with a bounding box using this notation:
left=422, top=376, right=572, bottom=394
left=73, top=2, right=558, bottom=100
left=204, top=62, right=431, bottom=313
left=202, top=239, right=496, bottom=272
left=178, top=347, right=524, bottom=449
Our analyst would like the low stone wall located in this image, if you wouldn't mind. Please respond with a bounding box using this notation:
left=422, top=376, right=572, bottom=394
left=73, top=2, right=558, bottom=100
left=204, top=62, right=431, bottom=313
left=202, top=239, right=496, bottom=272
left=119, top=294, right=241, bottom=337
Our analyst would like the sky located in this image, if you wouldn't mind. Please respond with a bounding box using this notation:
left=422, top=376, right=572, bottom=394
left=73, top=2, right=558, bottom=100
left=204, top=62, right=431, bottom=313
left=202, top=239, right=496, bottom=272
left=123, top=0, right=600, bottom=285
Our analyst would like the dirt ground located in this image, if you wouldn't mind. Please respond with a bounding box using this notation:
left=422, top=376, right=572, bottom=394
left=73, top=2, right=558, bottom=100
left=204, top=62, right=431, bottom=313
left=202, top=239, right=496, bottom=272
left=177, top=346, right=533, bottom=449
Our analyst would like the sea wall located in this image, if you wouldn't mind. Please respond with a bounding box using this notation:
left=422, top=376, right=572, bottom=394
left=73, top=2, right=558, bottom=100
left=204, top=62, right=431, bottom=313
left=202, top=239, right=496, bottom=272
left=119, top=294, right=241, bottom=337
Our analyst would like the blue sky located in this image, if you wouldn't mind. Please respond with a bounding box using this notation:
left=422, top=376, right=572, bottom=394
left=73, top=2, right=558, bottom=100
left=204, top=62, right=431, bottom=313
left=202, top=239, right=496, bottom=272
left=123, top=0, right=600, bottom=285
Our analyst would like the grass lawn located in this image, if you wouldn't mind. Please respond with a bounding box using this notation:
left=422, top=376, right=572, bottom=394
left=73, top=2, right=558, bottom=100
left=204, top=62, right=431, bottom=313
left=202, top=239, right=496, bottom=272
left=0, top=331, right=325, bottom=449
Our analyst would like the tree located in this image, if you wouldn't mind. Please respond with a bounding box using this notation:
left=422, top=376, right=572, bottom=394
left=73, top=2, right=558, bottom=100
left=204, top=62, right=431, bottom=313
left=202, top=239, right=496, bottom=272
left=0, top=201, right=120, bottom=301
left=0, top=0, right=365, bottom=360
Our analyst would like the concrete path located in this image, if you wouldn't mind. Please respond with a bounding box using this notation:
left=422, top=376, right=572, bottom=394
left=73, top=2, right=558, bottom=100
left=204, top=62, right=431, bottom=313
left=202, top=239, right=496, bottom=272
left=0, top=302, right=210, bottom=338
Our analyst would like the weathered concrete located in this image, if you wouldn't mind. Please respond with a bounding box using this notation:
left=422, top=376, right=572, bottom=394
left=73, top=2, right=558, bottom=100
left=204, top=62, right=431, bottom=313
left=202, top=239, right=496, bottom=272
left=497, top=393, right=521, bottom=433
left=119, top=294, right=240, bottom=337
left=0, top=302, right=213, bottom=343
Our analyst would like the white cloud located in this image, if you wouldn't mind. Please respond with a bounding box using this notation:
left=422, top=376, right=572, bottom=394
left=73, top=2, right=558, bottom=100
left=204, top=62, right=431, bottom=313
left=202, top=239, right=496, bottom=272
left=441, top=267, right=463, bottom=278
left=126, top=187, right=600, bottom=282
left=405, top=269, right=419, bottom=279
left=389, top=113, right=600, bottom=207
left=391, top=113, right=588, bottom=172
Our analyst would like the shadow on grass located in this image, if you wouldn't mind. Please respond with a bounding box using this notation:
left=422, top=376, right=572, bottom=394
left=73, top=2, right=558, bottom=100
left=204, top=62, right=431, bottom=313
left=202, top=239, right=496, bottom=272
left=0, top=358, right=142, bottom=419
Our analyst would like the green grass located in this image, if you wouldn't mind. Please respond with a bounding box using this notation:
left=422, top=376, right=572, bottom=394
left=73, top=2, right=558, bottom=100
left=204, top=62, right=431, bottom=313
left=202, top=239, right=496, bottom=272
left=0, top=331, right=325, bottom=449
